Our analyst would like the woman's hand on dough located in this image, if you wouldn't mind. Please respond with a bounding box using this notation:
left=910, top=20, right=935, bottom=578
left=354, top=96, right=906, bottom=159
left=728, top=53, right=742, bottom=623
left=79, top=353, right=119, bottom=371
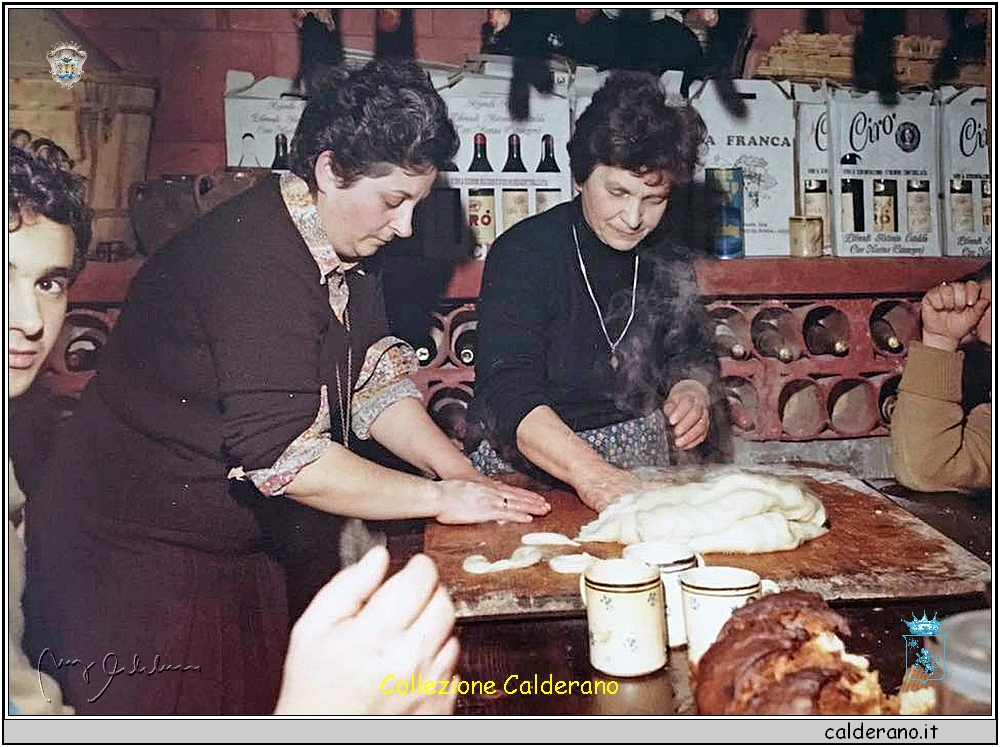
left=433, top=478, right=550, bottom=524
left=575, top=463, right=647, bottom=513
left=663, top=379, right=711, bottom=450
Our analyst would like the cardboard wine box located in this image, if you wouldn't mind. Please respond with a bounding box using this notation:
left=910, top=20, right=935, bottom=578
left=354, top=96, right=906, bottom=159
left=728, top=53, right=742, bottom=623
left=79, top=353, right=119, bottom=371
left=939, top=86, right=991, bottom=257
left=828, top=89, right=942, bottom=257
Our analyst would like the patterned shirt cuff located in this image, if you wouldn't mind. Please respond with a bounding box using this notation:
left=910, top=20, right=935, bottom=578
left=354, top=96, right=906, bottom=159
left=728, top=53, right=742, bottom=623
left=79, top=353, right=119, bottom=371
left=237, top=384, right=334, bottom=496
left=351, top=336, right=423, bottom=440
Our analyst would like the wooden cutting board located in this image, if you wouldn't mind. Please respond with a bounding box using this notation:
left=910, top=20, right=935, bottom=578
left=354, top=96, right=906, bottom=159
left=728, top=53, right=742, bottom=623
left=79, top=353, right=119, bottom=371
left=424, top=467, right=991, bottom=620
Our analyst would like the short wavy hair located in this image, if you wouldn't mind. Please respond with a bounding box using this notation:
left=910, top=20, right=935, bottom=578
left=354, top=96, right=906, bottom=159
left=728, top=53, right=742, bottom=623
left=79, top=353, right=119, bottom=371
left=290, top=58, right=459, bottom=191
left=568, top=71, right=706, bottom=186
left=9, top=142, right=91, bottom=278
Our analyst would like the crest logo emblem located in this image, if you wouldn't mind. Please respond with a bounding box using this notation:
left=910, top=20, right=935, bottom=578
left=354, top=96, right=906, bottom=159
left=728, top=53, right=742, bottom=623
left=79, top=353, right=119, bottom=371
left=46, top=42, right=87, bottom=89
left=903, top=612, right=945, bottom=682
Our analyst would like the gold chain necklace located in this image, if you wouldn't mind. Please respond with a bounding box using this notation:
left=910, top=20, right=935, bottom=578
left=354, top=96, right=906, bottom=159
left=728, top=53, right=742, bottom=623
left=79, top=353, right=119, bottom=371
left=572, top=223, right=638, bottom=371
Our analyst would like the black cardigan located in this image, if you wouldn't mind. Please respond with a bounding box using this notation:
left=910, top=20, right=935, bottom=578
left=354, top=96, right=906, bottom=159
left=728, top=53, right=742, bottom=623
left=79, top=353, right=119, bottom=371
left=469, top=196, right=717, bottom=455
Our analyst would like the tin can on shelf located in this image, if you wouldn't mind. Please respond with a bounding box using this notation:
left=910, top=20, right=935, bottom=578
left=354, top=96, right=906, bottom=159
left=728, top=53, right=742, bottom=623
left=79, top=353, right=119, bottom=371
left=706, top=167, right=745, bottom=259
left=788, top=215, right=823, bottom=257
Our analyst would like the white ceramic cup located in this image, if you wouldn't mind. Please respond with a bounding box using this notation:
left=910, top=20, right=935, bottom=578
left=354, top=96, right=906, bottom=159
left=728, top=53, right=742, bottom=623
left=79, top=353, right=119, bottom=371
left=579, top=558, right=667, bottom=677
left=622, top=541, right=704, bottom=648
left=680, top=565, right=780, bottom=667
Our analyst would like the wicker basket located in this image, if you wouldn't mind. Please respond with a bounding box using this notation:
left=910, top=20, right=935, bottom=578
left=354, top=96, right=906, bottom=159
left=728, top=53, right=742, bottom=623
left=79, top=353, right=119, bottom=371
left=9, top=68, right=157, bottom=260
left=755, top=31, right=988, bottom=87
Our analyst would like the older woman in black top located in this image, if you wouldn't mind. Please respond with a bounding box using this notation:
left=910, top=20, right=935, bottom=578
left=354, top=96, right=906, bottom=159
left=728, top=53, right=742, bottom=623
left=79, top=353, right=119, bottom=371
left=469, top=71, right=718, bottom=511
left=26, top=59, right=547, bottom=715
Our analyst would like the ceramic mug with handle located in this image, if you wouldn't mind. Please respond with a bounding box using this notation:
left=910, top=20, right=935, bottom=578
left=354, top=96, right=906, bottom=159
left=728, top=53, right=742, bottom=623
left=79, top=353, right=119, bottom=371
left=580, top=558, right=667, bottom=677
left=623, top=541, right=705, bottom=648
left=680, top=565, right=779, bottom=667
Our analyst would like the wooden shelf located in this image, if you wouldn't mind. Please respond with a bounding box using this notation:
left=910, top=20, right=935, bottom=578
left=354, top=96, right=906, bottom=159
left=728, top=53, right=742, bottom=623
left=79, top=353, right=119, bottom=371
left=443, top=256, right=988, bottom=300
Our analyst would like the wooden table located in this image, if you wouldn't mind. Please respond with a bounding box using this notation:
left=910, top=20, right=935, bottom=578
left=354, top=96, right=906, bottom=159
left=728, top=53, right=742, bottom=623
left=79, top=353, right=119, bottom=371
left=387, top=475, right=991, bottom=716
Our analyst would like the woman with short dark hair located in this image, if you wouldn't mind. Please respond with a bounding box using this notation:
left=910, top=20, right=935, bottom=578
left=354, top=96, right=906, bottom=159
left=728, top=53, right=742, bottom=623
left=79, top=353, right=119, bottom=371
left=468, top=71, right=719, bottom=511
left=25, top=59, right=548, bottom=715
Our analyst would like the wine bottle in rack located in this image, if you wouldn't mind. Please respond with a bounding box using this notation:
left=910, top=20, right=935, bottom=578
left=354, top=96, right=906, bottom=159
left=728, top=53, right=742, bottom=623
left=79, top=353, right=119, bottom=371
left=950, top=179, right=975, bottom=232
left=905, top=180, right=931, bottom=234
left=878, top=375, right=901, bottom=424
left=869, top=302, right=916, bottom=354
left=721, top=377, right=757, bottom=431
left=840, top=153, right=864, bottom=232
left=428, top=386, right=472, bottom=443
left=501, top=134, right=529, bottom=230
left=452, top=319, right=478, bottom=366
left=803, top=307, right=850, bottom=356
left=414, top=317, right=446, bottom=366
left=468, top=133, right=495, bottom=259
left=751, top=309, right=798, bottom=363
left=872, top=178, right=897, bottom=234
left=712, top=315, right=749, bottom=360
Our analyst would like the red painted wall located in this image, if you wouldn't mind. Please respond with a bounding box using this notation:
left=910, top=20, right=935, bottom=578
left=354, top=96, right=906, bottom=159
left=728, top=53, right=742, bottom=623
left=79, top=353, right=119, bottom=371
left=57, top=8, right=954, bottom=178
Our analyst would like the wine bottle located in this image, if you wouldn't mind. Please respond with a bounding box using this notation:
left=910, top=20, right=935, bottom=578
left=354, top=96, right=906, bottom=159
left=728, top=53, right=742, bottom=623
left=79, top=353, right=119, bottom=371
left=414, top=319, right=445, bottom=366
left=713, top=320, right=748, bottom=360
left=468, top=133, right=495, bottom=259
left=878, top=375, right=901, bottom=424
left=803, top=178, right=830, bottom=246
left=271, top=133, right=289, bottom=171
left=906, top=180, right=931, bottom=234
left=428, top=387, right=472, bottom=443
left=722, top=377, right=756, bottom=431
left=751, top=309, right=797, bottom=363
left=536, top=134, right=560, bottom=172
left=982, top=180, right=992, bottom=231
left=950, top=179, right=974, bottom=232
left=840, top=153, right=864, bottom=232
left=452, top=320, right=478, bottom=366
left=870, top=303, right=916, bottom=354
left=803, top=308, right=850, bottom=356
left=501, top=134, right=529, bottom=230
left=872, top=178, right=897, bottom=234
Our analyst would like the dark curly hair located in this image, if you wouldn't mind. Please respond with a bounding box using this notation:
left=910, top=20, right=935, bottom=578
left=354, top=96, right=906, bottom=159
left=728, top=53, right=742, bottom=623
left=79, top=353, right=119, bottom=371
left=9, top=142, right=91, bottom=278
left=568, top=71, right=706, bottom=186
left=290, top=58, right=459, bottom=191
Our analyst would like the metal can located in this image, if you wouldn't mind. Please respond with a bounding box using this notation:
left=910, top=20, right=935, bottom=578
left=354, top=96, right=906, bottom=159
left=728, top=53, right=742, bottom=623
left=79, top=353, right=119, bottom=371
left=788, top=215, right=823, bottom=257
left=706, top=168, right=745, bottom=259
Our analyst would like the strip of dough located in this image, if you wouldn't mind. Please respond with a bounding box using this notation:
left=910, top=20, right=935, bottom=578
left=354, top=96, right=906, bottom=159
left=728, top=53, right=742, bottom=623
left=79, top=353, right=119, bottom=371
left=461, top=546, right=543, bottom=574
left=520, top=532, right=580, bottom=547
left=547, top=553, right=597, bottom=574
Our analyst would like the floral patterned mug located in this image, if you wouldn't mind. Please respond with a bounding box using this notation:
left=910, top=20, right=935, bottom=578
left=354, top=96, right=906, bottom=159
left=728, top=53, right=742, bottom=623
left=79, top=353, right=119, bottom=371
left=580, top=558, right=667, bottom=677
left=680, top=565, right=780, bottom=667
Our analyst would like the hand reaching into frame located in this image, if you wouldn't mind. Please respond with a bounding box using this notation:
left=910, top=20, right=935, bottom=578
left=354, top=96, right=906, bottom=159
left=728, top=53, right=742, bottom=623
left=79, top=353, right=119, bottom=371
left=274, top=547, right=460, bottom=715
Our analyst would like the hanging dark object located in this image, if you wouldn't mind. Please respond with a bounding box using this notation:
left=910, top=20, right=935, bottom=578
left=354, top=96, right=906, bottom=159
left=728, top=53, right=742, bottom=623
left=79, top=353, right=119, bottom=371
left=933, top=8, right=987, bottom=85
left=375, top=8, right=415, bottom=59
left=804, top=9, right=828, bottom=35
left=853, top=10, right=904, bottom=105
left=294, top=9, right=344, bottom=95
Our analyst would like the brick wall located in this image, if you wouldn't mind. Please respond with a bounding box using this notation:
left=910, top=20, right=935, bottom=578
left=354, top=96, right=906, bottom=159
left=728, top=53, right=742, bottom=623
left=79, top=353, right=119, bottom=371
left=59, top=8, right=953, bottom=178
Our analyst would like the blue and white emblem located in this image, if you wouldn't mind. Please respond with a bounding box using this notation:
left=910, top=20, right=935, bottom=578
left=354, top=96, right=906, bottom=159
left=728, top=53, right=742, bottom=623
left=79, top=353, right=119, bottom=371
left=47, top=42, right=87, bottom=89
left=902, top=612, right=945, bottom=681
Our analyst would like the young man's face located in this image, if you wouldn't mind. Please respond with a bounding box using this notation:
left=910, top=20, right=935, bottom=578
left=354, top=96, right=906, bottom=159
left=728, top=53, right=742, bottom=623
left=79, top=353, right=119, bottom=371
left=8, top=214, right=74, bottom=398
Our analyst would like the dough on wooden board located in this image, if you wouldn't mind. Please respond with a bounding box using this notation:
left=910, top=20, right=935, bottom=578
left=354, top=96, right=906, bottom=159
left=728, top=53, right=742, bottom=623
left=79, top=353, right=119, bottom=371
left=461, top=546, right=543, bottom=574
left=576, top=469, right=827, bottom=553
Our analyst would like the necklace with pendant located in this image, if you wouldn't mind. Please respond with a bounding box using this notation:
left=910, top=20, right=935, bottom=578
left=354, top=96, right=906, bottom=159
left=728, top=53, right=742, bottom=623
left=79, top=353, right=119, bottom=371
left=572, top=224, right=638, bottom=372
